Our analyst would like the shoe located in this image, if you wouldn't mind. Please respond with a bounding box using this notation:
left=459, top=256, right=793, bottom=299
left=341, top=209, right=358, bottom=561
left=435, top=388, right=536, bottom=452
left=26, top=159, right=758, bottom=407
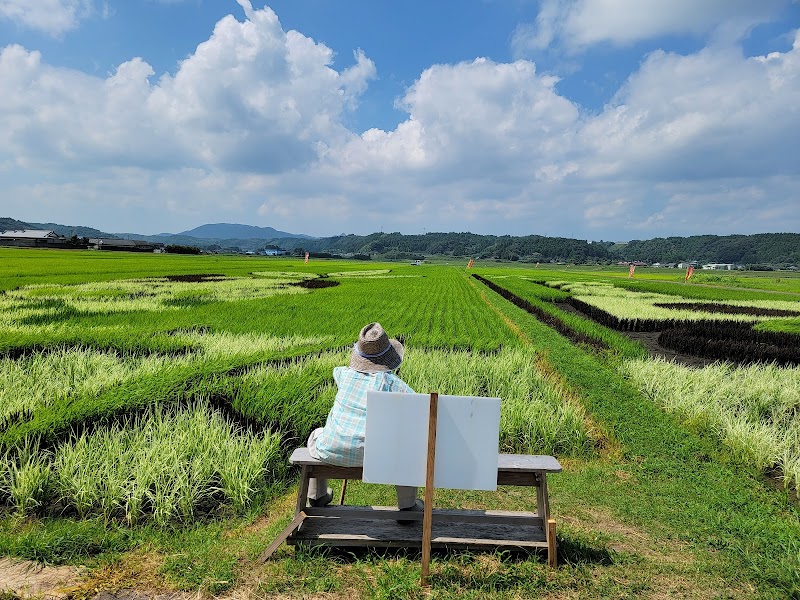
left=397, top=499, right=424, bottom=525
left=308, top=488, right=333, bottom=508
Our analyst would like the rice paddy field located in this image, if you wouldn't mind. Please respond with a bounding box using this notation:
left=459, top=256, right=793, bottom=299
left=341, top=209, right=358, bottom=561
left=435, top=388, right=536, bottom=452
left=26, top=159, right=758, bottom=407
left=2, top=248, right=800, bottom=599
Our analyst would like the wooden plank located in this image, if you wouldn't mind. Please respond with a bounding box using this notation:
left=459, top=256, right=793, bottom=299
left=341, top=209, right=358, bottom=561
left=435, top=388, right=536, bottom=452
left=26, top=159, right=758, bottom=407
left=259, top=511, right=307, bottom=562
left=497, top=472, right=539, bottom=486
left=302, top=505, right=544, bottom=527
left=307, top=465, right=363, bottom=479
left=292, top=448, right=562, bottom=473
left=498, top=454, right=562, bottom=473
left=421, top=392, right=439, bottom=586
left=289, top=517, right=549, bottom=550
left=295, top=466, right=310, bottom=515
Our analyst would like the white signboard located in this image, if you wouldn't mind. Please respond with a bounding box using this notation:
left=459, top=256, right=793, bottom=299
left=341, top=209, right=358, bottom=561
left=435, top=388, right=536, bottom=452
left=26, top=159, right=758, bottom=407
left=362, top=391, right=501, bottom=491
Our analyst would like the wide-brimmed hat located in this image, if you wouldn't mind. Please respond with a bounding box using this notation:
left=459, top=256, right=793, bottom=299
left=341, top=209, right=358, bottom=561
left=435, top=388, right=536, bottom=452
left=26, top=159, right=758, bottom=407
left=349, top=322, right=404, bottom=373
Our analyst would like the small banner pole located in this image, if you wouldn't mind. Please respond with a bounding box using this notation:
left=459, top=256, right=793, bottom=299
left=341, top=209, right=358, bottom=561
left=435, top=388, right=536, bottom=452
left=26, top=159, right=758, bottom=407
left=421, top=392, right=439, bottom=587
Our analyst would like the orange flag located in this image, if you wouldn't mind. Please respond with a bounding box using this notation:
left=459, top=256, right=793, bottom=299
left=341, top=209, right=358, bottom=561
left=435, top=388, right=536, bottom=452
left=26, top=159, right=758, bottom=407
left=628, top=264, right=635, bottom=278
left=684, top=265, right=694, bottom=282
left=467, top=259, right=474, bottom=269
left=304, top=252, right=309, bottom=264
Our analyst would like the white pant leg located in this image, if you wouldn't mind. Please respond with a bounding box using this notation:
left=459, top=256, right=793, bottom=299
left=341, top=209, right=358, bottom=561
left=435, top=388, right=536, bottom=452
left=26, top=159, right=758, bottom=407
left=306, top=427, right=327, bottom=500
left=395, top=485, right=418, bottom=509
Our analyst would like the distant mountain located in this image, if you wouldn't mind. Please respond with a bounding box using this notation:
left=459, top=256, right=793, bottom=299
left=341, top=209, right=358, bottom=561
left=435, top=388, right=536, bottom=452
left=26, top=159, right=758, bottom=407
left=30, top=222, right=118, bottom=239
left=0, top=217, right=33, bottom=231
left=178, top=223, right=312, bottom=240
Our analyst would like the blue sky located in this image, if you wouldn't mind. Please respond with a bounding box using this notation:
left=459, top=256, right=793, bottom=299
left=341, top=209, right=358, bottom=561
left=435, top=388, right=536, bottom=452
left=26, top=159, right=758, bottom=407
left=0, top=1, right=798, bottom=240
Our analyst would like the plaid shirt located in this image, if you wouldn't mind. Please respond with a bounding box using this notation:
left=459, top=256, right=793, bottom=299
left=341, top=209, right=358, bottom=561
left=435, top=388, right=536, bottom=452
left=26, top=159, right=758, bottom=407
left=314, top=366, right=414, bottom=467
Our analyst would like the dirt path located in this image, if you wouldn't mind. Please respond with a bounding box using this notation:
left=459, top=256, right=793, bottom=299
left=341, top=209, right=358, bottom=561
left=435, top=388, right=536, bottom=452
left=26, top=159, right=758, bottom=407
left=0, top=557, right=84, bottom=599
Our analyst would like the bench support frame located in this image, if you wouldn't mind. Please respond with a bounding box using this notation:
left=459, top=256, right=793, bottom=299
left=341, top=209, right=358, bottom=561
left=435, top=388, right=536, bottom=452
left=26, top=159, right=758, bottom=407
left=262, top=450, right=561, bottom=566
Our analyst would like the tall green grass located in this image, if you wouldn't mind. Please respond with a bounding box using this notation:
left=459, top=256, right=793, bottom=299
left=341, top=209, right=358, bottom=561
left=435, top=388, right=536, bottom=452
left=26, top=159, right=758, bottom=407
left=401, top=347, right=595, bottom=456
left=210, top=347, right=595, bottom=457
left=483, top=276, right=648, bottom=360
left=0, top=402, right=284, bottom=525
left=0, top=334, right=332, bottom=448
left=621, top=358, right=800, bottom=488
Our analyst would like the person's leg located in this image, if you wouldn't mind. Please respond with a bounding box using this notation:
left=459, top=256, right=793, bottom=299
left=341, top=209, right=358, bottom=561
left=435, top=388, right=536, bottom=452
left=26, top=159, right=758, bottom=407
left=306, top=428, right=330, bottom=503
left=395, top=485, right=418, bottom=509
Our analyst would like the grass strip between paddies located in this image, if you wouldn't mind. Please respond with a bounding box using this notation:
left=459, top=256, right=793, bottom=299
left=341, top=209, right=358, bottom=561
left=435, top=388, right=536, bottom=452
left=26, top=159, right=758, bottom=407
left=475, top=272, right=800, bottom=597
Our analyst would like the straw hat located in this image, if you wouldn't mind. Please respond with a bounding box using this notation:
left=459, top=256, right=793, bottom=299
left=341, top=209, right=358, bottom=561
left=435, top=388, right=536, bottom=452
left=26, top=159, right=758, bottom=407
left=349, top=322, right=404, bottom=373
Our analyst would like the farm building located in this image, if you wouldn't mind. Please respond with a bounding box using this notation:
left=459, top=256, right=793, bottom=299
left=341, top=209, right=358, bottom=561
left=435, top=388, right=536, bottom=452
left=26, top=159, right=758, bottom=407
left=702, top=263, right=735, bottom=270
left=0, top=229, right=64, bottom=248
left=89, top=238, right=164, bottom=252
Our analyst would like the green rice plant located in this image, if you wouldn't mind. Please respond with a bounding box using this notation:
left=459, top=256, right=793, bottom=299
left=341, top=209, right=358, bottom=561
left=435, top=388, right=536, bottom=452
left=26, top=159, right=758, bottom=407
left=228, top=350, right=346, bottom=441
left=0, top=276, right=308, bottom=327
left=401, top=347, right=595, bottom=457
left=226, top=346, right=593, bottom=458
left=52, top=402, right=285, bottom=526
left=8, top=441, right=54, bottom=515
left=325, top=269, right=392, bottom=277
left=0, top=332, right=333, bottom=447
left=217, top=431, right=284, bottom=512
left=0, top=447, right=11, bottom=505
left=479, top=275, right=648, bottom=360
left=251, top=271, right=316, bottom=280
left=621, top=358, right=800, bottom=487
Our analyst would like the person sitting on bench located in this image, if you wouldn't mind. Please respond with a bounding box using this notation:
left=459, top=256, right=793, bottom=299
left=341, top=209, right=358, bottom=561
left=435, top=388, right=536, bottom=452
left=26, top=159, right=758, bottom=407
left=305, top=322, right=423, bottom=519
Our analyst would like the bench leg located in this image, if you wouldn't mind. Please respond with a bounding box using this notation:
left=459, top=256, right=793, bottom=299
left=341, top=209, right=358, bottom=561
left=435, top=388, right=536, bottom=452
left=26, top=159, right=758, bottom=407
left=537, top=473, right=556, bottom=567
left=295, top=465, right=310, bottom=515
left=259, top=511, right=307, bottom=562
left=547, top=519, right=557, bottom=568
left=536, top=472, right=550, bottom=522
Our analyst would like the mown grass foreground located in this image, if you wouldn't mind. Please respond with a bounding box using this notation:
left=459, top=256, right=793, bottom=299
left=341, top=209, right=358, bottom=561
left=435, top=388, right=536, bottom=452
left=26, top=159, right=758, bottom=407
left=1, top=248, right=800, bottom=599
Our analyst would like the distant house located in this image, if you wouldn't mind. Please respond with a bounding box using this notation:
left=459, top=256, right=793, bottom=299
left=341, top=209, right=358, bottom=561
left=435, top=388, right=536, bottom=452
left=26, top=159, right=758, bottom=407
left=89, top=238, right=164, bottom=252
left=0, top=229, right=63, bottom=248
left=262, top=248, right=287, bottom=256
left=0, top=229, right=59, bottom=239
left=702, top=263, right=735, bottom=270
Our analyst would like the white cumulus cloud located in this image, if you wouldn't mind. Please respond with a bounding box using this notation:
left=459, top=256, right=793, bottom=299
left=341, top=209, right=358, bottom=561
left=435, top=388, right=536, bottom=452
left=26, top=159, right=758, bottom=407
left=514, top=0, right=789, bottom=53
left=0, top=4, right=375, bottom=175
left=1, top=4, right=799, bottom=239
left=0, top=0, right=95, bottom=36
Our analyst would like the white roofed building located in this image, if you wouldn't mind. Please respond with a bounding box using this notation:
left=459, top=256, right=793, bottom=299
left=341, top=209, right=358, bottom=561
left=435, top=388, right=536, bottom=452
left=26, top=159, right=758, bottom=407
left=0, top=230, right=59, bottom=239
left=0, top=229, right=65, bottom=248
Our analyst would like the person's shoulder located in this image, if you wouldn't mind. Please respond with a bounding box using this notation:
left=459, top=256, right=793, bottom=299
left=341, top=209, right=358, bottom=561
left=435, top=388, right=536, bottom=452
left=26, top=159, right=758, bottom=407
left=334, top=366, right=365, bottom=382
left=384, top=371, right=413, bottom=391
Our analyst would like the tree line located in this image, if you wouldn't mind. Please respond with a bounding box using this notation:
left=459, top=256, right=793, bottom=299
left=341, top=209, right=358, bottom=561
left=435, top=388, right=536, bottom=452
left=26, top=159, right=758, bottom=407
left=279, top=232, right=799, bottom=266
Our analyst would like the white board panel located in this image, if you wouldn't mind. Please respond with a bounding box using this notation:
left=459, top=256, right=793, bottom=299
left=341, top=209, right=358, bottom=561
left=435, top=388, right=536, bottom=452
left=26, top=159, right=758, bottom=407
left=362, top=392, right=430, bottom=487
left=363, top=391, right=500, bottom=491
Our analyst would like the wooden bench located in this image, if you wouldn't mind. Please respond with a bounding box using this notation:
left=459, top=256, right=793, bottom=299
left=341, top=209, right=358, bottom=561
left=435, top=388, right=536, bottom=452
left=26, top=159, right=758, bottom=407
left=262, top=448, right=562, bottom=566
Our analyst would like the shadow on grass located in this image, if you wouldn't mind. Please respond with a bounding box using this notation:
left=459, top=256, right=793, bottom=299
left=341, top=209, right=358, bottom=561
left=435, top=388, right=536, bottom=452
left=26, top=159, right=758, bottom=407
left=270, top=537, right=616, bottom=598
left=288, top=532, right=615, bottom=567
